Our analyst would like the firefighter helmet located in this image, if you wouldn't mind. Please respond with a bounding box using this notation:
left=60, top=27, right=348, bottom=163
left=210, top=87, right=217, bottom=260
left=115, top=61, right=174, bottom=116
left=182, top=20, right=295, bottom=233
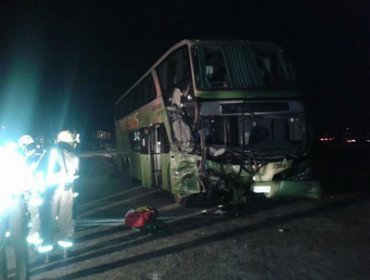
left=56, top=130, right=80, bottom=147
left=18, top=135, right=34, bottom=150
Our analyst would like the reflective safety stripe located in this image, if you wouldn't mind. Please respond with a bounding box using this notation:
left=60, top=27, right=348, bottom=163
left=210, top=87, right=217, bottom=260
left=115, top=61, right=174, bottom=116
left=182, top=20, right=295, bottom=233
left=27, top=233, right=43, bottom=245
left=58, top=240, right=73, bottom=248
left=38, top=244, right=53, bottom=253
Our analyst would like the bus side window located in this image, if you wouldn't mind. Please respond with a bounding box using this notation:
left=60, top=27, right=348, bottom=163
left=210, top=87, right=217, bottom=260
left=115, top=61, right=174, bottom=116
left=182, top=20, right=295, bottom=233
left=129, top=130, right=141, bottom=152
left=140, top=128, right=149, bottom=154
left=167, top=53, right=177, bottom=88
left=157, top=59, right=168, bottom=93
left=157, top=46, right=191, bottom=101
left=159, top=124, right=170, bottom=153
left=172, top=47, right=191, bottom=86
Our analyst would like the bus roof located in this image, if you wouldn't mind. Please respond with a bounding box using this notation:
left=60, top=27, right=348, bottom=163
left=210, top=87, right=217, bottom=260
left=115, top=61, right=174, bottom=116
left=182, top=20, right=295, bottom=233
left=115, top=39, right=282, bottom=104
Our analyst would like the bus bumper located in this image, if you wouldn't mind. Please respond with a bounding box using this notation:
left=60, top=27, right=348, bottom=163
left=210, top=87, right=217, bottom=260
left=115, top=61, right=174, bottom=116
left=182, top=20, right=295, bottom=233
left=252, top=180, right=321, bottom=199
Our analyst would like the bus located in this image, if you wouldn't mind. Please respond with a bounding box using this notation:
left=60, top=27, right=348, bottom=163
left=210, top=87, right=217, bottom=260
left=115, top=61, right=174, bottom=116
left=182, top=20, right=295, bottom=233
left=114, top=39, right=321, bottom=204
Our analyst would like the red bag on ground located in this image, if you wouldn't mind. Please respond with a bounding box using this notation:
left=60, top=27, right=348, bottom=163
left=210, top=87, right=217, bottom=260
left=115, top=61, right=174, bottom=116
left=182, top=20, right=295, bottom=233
left=124, top=206, right=159, bottom=228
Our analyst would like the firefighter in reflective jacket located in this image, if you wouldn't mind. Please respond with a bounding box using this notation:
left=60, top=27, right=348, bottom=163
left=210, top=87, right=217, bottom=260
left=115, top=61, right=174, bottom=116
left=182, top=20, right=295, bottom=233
left=18, top=135, right=45, bottom=248
left=0, top=141, right=33, bottom=280
left=35, top=130, right=79, bottom=253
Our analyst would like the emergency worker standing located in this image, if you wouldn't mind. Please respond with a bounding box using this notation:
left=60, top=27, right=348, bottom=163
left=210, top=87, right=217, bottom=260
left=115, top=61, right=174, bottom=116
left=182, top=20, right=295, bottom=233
left=36, top=130, right=79, bottom=253
left=18, top=135, right=44, bottom=247
left=0, top=141, right=32, bottom=280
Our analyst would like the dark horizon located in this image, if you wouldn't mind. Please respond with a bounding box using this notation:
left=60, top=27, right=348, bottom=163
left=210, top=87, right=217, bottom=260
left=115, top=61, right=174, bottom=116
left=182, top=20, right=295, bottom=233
left=0, top=1, right=369, bottom=139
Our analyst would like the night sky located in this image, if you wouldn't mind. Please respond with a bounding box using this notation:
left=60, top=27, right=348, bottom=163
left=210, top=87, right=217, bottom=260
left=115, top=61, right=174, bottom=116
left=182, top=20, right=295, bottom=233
left=0, top=1, right=369, bottom=139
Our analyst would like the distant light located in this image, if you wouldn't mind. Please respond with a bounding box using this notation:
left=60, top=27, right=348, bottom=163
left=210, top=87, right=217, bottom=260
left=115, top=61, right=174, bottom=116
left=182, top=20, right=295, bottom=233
left=320, top=137, right=335, bottom=142
left=345, top=139, right=356, bottom=143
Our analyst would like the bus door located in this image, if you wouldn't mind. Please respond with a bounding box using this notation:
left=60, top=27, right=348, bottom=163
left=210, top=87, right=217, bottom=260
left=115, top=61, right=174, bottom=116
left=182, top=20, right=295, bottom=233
left=140, top=127, right=152, bottom=188
left=150, top=124, right=162, bottom=188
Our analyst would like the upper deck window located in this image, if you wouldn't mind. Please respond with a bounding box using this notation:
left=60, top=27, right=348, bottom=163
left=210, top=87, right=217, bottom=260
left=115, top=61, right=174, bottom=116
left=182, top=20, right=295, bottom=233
left=156, top=46, right=191, bottom=95
left=192, top=43, right=296, bottom=91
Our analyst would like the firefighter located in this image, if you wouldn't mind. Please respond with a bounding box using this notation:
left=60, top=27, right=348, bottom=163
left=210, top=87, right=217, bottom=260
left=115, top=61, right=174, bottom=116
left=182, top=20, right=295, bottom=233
left=17, top=135, right=44, bottom=248
left=36, top=130, right=79, bottom=254
left=18, top=135, right=44, bottom=169
left=0, top=140, right=32, bottom=280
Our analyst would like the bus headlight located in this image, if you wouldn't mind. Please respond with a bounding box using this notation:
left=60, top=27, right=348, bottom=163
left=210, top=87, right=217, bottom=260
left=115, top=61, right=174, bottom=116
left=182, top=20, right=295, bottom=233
left=253, top=185, right=271, bottom=193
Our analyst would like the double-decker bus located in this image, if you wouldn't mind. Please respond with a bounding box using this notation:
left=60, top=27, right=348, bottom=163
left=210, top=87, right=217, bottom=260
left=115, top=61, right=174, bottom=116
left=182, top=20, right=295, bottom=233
left=114, top=39, right=321, bottom=204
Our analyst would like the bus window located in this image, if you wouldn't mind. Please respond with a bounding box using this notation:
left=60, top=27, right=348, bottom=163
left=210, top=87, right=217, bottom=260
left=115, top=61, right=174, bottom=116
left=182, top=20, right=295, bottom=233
left=173, top=47, right=191, bottom=85
left=158, top=124, right=170, bottom=153
left=129, top=130, right=141, bottom=152
left=123, top=74, right=156, bottom=114
left=156, top=46, right=191, bottom=98
left=203, top=116, right=238, bottom=146
left=193, top=43, right=296, bottom=90
left=254, top=47, right=281, bottom=87
left=157, top=59, right=168, bottom=92
left=140, top=128, right=150, bottom=154
left=204, top=49, right=228, bottom=87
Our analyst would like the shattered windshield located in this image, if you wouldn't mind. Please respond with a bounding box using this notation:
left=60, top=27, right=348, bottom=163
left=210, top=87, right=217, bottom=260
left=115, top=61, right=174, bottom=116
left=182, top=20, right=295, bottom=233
left=192, top=43, right=296, bottom=90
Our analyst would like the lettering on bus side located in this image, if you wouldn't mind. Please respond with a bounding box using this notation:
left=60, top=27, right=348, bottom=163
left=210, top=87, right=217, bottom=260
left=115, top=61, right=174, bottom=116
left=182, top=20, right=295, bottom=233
left=128, top=112, right=139, bottom=130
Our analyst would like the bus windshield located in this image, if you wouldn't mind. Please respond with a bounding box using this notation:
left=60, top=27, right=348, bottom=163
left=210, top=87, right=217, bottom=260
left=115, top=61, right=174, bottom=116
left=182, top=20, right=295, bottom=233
left=192, top=43, right=296, bottom=90
left=201, top=113, right=305, bottom=156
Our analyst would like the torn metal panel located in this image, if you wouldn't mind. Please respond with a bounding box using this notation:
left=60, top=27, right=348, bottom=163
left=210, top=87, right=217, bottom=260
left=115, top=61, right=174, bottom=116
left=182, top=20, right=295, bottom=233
left=167, top=86, right=195, bottom=153
left=253, top=160, right=294, bottom=181
left=170, top=153, right=201, bottom=198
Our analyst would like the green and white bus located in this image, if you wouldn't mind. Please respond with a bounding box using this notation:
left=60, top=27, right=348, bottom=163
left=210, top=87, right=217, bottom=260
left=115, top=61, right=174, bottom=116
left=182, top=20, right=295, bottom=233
left=115, top=39, right=321, bottom=203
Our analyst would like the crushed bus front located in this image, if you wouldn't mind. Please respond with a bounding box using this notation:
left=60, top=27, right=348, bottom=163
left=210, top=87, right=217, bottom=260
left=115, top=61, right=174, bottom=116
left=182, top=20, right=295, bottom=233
left=203, top=156, right=321, bottom=200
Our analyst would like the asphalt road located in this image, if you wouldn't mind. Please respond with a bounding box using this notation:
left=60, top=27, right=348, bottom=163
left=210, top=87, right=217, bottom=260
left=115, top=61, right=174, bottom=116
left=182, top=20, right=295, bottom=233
left=5, top=147, right=370, bottom=280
